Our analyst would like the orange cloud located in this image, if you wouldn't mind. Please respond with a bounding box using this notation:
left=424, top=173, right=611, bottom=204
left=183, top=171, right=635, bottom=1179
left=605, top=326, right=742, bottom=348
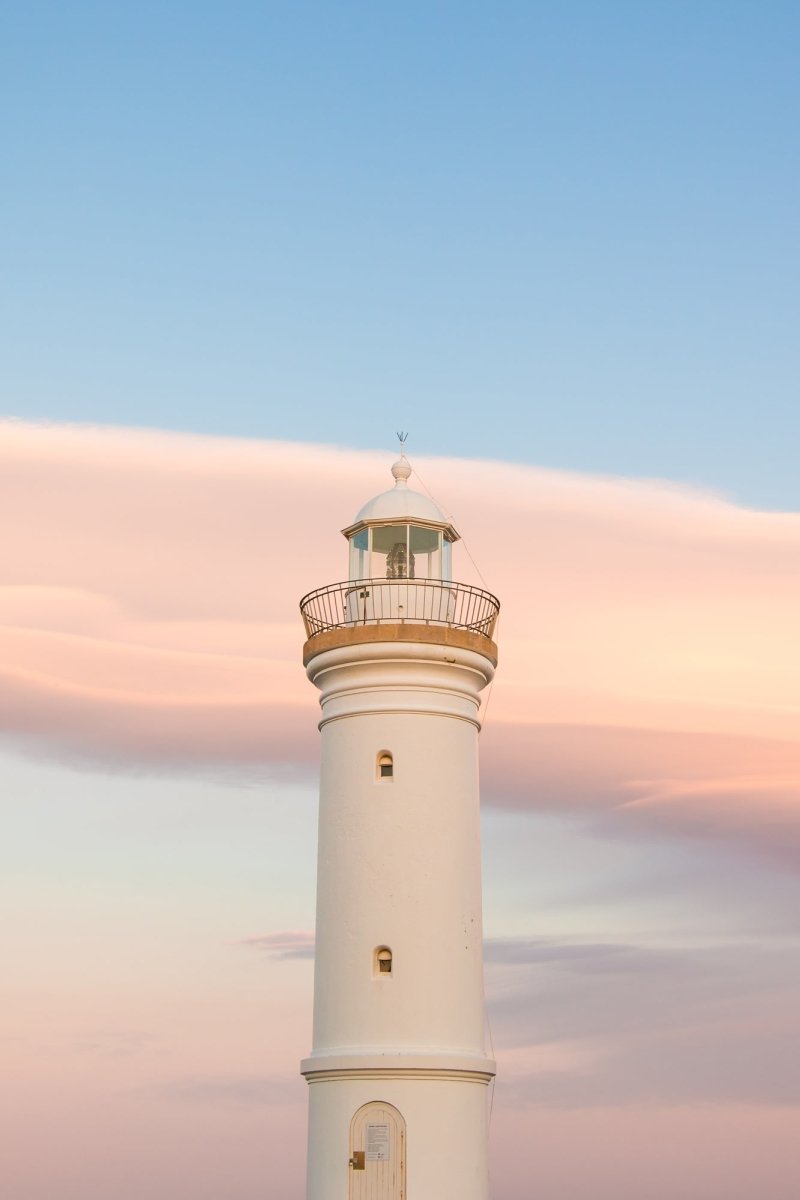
left=3, top=420, right=798, bottom=857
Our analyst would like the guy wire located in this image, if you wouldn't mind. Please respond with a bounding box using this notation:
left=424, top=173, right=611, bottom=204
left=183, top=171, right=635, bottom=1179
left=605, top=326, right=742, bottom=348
left=411, top=453, right=500, bottom=1138
left=410, top=457, right=499, bottom=721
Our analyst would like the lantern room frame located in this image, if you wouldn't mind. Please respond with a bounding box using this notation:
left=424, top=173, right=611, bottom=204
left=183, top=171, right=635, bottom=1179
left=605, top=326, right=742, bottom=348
left=341, top=516, right=459, bottom=584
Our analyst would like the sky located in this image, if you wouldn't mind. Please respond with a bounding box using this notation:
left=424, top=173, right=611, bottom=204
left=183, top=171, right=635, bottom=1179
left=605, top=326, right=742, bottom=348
left=2, top=4, right=799, bottom=1200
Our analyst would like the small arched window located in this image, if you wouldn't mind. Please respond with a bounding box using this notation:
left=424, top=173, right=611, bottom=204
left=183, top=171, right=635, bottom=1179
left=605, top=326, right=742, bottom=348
left=374, top=946, right=393, bottom=976
left=377, top=752, right=393, bottom=781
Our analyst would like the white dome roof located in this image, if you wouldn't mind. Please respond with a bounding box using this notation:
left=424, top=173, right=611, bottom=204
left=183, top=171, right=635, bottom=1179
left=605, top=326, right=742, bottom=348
left=352, top=459, right=448, bottom=525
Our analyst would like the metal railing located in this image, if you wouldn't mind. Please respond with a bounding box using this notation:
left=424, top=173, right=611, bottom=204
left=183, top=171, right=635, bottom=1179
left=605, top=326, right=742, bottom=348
left=300, top=578, right=500, bottom=641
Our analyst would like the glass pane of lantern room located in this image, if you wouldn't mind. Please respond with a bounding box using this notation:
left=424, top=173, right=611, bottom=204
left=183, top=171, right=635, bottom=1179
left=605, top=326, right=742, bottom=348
left=349, top=528, right=369, bottom=580
left=371, top=524, right=411, bottom=578
left=409, top=526, right=441, bottom=579
left=442, top=537, right=453, bottom=581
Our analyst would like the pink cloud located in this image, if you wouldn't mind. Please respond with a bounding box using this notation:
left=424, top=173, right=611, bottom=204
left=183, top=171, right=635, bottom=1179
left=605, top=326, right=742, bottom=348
left=3, top=419, right=799, bottom=858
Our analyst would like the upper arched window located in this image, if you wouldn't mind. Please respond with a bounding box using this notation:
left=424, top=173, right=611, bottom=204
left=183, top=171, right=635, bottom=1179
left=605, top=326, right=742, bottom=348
left=377, top=752, right=393, bottom=781
left=375, top=946, right=393, bottom=975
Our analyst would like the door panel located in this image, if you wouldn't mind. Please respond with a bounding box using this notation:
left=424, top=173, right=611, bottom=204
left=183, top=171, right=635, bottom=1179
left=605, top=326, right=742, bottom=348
left=349, top=1101, right=406, bottom=1200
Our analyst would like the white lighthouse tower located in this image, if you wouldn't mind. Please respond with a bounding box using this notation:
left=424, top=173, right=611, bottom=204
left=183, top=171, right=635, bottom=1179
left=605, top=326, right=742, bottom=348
left=299, top=451, right=500, bottom=1200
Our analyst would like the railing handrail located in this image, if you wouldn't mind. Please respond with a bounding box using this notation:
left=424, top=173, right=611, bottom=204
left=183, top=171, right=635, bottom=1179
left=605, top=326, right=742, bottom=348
left=299, top=577, right=500, bottom=641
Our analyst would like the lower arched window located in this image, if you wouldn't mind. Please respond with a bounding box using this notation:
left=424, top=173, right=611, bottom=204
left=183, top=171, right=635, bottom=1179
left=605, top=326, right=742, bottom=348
left=374, top=946, right=392, bottom=976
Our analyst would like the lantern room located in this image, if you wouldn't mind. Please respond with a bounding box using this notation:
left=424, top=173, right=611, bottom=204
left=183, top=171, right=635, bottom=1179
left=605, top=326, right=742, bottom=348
left=341, top=457, right=459, bottom=582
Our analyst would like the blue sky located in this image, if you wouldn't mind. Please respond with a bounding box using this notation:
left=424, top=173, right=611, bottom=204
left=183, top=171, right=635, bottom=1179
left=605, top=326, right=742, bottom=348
left=3, top=0, right=798, bottom=506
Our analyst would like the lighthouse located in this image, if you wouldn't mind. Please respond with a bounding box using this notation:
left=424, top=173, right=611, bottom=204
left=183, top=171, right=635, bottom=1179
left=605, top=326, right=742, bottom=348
left=299, top=452, right=500, bottom=1199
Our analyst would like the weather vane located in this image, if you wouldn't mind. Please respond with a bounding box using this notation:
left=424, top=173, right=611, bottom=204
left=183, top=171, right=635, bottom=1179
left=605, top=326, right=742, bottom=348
left=396, top=431, right=409, bottom=458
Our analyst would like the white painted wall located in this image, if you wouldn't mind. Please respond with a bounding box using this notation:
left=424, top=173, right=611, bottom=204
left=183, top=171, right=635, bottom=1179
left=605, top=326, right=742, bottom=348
left=303, top=636, right=496, bottom=1199
left=307, top=1073, right=491, bottom=1199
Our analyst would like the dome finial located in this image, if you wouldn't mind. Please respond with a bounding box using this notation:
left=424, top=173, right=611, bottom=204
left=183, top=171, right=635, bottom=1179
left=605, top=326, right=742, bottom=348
left=391, top=431, right=412, bottom=487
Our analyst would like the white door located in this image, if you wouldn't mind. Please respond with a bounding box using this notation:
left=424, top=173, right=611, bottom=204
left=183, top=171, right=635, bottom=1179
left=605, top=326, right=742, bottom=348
left=349, top=1101, right=406, bottom=1200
